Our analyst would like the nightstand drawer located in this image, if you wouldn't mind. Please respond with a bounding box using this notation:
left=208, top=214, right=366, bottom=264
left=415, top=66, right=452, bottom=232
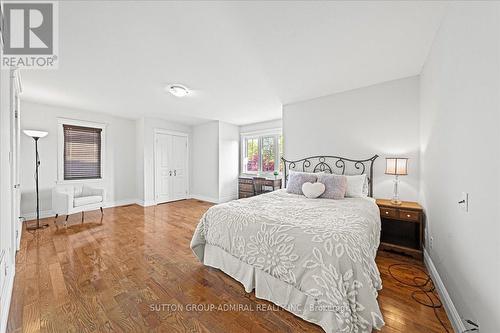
left=398, top=209, right=419, bottom=222
left=380, top=207, right=397, bottom=218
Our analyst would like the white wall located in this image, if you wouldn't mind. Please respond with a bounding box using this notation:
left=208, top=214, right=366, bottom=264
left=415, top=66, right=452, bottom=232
left=19, top=101, right=137, bottom=217
left=19, top=108, right=194, bottom=211
left=135, top=117, right=145, bottom=205
left=190, top=120, right=239, bottom=203
left=420, top=3, right=500, bottom=331
left=239, top=119, right=282, bottom=134
left=219, top=121, right=239, bottom=202
left=137, top=117, right=191, bottom=205
left=191, top=121, right=220, bottom=202
left=283, top=76, right=420, bottom=200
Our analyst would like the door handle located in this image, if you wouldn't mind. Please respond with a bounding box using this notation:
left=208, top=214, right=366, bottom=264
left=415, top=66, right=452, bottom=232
left=169, top=171, right=172, bottom=176
left=174, top=170, right=176, bottom=176
left=13, top=184, right=20, bottom=189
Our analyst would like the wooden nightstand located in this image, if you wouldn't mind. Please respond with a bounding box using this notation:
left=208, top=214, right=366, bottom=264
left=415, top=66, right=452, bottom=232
left=376, top=199, right=424, bottom=259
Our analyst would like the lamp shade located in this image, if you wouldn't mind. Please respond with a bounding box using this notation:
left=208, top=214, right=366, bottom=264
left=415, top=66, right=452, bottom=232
left=385, top=158, right=408, bottom=175
left=23, top=130, right=48, bottom=138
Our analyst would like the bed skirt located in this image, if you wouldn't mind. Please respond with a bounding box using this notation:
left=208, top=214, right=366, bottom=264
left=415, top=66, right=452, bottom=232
left=200, top=243, right=368, bottom=333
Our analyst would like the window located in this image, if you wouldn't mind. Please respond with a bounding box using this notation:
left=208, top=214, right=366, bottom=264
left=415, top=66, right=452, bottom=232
left=242, top=131, right=282, bottom=174
left=245, top=137, right=259, bottom=172
left=58, top=119, right=105, bottom=182
left=63, top=125, right=102, bottom=180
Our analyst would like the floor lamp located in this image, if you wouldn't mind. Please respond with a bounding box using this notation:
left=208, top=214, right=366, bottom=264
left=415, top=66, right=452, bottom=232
left=23, top=130, right=49, bottom=230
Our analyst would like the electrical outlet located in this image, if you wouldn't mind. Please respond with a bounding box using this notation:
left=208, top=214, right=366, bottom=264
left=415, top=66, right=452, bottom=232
left=430, top=236, right=434, bottom=249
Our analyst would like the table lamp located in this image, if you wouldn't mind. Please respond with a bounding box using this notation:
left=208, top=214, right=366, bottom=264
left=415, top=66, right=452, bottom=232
left=385, top=157, right=408, bottom=205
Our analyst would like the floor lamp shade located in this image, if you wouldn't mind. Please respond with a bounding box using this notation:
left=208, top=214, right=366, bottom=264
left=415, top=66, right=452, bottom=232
left=23, top=130, right=48, bottom=138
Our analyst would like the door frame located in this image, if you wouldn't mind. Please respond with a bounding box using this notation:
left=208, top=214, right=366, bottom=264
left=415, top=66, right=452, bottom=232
left=11, top=69, right=22, bottom=251
left=153, top=128, right=189, bottom=205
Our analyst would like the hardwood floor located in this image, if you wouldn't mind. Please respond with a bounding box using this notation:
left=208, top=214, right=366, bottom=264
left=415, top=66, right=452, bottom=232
left=7, top=200, right=452, bottom=333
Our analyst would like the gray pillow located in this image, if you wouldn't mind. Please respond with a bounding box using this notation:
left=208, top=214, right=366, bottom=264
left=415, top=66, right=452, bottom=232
left=286, top=171, right=318, bottom=195
left=316, top=173, right=347, bottom=199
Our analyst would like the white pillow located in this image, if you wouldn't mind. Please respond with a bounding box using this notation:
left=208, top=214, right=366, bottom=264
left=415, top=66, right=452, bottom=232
left=345, top=174, right=368, bottom=197
left=302, top=182, right=326, bottom=199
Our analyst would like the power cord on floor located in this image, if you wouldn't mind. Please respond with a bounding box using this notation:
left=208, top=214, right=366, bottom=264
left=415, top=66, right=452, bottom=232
left=463, top=319, right=480, bottom=332
left=21, top=216, right=41, bottom=236
left=388, top=263, right=450, bottom=333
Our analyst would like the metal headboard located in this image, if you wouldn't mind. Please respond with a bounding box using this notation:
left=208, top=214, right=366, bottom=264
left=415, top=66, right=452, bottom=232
left=281, top=155, right=379, bottom=197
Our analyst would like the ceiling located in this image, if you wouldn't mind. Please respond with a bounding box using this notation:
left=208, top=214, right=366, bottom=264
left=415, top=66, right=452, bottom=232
left=20, top=1, right=448, bottom=126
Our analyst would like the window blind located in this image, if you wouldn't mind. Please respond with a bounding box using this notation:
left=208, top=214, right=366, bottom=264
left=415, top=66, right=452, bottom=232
left=63, top=124, right=102, bottom=180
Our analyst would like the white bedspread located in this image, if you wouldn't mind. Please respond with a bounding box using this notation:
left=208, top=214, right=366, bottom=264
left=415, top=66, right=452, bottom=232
left=191, top=189, right=384, bottom=332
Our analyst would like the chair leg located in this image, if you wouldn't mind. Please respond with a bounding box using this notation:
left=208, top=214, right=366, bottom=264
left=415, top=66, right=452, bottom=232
left=65, top=215, right=69, bottom=228
left=100, top=207, right=103, bottom=215
left=81, top=211, right=84, bottom=223
left=54, top=214, right=59, bottom=229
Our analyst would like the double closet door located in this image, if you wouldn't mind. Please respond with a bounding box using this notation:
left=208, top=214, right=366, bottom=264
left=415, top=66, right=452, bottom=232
left=155, top=132, right=188, bottom=203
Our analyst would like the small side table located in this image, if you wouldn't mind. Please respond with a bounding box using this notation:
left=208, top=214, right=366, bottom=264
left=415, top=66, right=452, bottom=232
left=376, top=199, right=424, bottom=259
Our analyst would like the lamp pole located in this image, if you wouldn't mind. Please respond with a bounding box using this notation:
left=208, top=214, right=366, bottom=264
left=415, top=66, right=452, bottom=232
left=35, top=137, right=39, bottom=226
left=27, top=136, right=48, bottom=230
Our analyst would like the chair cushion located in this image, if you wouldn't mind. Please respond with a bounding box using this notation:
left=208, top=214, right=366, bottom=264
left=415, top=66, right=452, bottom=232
left=73, top=195, right=103, bottom=207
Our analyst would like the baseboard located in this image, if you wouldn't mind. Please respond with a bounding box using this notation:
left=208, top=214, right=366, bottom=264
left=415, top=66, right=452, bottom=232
left=424, top=248, right=466, bottom=333
left=104, top=198, right=138, bottom=208
left=0, top=265, right=15, bottom=333
left=21, top=198, right=140, bottom=221
left=16, top=218, right=22, bottom=251
left=189, top=194, right=219, bottom=204
left=136, top=199, right=156, bottom=207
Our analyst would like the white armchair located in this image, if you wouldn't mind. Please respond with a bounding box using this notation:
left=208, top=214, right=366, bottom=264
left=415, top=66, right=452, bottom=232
left=52, top=185, right=105, bottom=227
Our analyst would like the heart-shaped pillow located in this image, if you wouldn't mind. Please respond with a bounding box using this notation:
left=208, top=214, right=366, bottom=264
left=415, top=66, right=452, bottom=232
left=302, top=182, right=325, bottom=199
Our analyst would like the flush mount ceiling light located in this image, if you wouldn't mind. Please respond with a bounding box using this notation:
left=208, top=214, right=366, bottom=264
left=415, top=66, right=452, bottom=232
left=166, top=84, right=190, bottom=97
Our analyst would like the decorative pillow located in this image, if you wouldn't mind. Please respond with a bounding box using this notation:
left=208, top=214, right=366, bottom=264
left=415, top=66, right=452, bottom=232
left=362, top=176, right=369, bottom=196
left=345, top=174, right=368, bottom=198
left=286, top=171, right=318, bottom=195
left=316, top=173, right=347, bottom=199
left=302, top=182, right=325, bottom=199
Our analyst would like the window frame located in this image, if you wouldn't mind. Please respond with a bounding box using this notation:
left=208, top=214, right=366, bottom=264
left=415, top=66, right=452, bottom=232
left=240, top=128, right=282, bottom=175
left=57, top=118, right=106, bottom=184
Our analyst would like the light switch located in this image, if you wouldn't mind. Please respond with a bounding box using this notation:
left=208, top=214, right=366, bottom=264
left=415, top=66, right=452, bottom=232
left=458, top=192, right=468, bottom=212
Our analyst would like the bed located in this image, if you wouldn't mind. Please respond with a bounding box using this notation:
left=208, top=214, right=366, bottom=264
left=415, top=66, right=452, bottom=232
left=191, top=155, right=384, bottom=333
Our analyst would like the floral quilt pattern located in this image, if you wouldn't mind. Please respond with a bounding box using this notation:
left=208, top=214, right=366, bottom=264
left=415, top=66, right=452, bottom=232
left=191, top=190, right=384, bottom=332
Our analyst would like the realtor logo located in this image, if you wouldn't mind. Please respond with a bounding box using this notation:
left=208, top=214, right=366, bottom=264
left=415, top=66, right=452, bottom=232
left=1, top=1, right=58, bottom=69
